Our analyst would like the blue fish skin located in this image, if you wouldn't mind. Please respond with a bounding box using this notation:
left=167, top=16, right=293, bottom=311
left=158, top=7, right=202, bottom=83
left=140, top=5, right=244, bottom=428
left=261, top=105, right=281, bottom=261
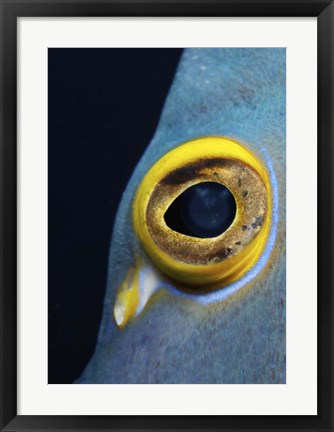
left=77, top=48, right=286, bottom=384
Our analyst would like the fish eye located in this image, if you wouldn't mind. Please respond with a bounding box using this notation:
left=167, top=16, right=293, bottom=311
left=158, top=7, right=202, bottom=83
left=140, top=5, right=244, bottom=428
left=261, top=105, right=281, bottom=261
left=133, top=137, right=272, bottom=289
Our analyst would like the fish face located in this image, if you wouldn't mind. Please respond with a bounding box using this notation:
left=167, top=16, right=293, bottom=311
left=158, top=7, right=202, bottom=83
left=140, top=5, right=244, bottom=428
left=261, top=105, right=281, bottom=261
left=77, top=48, right=286, bottom=384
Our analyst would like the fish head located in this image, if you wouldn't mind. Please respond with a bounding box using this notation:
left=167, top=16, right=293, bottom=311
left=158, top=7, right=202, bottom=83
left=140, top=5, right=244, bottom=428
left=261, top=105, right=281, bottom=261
left=77, top=48, right=286, bottom=384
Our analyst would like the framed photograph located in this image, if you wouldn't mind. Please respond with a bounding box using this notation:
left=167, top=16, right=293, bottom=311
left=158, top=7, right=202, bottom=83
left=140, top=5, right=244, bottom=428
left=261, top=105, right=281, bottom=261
left=0, top=1, right=333, bottom=431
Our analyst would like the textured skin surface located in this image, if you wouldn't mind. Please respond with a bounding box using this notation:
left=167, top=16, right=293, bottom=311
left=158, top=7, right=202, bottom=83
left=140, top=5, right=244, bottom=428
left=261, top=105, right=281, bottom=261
left=76, top=48, right=286, bottom=384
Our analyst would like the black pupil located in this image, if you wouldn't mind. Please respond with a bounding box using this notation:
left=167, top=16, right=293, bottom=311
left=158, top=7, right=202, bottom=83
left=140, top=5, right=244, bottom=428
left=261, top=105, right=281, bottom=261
left=164, top=182, right=237, bottom=238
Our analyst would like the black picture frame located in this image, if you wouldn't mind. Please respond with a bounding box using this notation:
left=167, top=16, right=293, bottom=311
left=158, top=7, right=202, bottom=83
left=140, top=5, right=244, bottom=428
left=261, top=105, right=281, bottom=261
left=0, top=1, right=333, bottom=431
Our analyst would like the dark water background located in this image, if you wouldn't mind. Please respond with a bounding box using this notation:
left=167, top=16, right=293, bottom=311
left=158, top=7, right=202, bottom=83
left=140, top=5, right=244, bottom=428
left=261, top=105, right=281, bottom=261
left=48, top=48, right=183, bottom=383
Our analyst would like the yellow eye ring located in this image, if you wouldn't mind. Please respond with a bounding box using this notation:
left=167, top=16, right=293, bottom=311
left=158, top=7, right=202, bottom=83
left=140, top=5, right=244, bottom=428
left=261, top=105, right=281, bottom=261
left=133, top=136, right=272, bottom=289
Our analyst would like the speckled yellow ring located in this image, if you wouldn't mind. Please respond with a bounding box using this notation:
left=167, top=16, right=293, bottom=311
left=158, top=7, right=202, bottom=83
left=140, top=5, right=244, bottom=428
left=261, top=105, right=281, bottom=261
left=133, top=137, right=272, bottom=288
